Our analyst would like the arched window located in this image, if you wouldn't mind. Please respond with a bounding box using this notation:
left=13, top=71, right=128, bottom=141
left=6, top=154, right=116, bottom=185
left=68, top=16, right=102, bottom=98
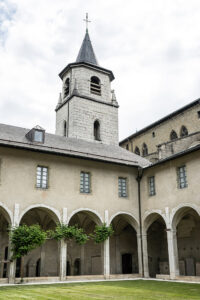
left=63, top=120, right=67, bottom=137
left=134, top=146, right=140, bottom=156
left=90, top=76, right=101, bottom=95
left=180, top=125, right=188, bottom=137
left=64, top=78, right=70, bottom=98
left=170, top=130, right=178, bottom=141
left=94, top=120, right=100, bottom=141
left=142, top=143, right=148, bottom=156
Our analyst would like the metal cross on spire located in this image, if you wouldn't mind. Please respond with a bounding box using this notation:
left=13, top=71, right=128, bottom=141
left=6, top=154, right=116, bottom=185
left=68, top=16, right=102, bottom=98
left=83, top=13, right=91, bottom=32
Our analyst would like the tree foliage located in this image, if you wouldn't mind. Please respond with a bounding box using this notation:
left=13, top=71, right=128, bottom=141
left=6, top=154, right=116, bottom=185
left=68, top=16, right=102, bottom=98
left=10, top=224, right=47, bottom=260
left=48, top=223, right=89, bottom=245
left=91, top=223, right=114, bottom=244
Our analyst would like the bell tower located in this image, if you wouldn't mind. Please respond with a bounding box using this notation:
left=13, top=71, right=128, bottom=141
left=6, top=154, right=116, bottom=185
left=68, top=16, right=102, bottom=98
left=55, top=16, right=119, bottom=145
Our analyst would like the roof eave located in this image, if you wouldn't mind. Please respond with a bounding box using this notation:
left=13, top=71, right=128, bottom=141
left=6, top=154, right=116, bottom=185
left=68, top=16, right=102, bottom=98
left=59, top=62, right=115, bottom=81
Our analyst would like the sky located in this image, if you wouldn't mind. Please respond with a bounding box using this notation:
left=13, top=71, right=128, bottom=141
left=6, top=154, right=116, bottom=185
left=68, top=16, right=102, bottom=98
left=0, top=0, right=200, bottom=141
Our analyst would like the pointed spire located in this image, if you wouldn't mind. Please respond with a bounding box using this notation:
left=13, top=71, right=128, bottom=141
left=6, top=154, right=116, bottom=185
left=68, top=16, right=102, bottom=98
left=76, top=30, right=98, bottom=66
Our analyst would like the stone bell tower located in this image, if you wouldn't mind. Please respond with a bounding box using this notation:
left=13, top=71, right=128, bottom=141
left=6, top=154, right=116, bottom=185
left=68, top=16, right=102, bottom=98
left=55, top=20, right=119, bottom=145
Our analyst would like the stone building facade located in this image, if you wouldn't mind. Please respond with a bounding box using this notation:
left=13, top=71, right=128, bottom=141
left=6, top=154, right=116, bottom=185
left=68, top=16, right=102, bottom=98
left=0, top=28, right=200, bottom=284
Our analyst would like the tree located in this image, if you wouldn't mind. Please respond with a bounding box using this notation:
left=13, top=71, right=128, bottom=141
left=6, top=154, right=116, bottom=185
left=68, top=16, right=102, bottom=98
left=48, top=223, right=88, bottom=245
left=90, top=223, right=114, bottom=244
left=10, top=224, right=47, bottom=279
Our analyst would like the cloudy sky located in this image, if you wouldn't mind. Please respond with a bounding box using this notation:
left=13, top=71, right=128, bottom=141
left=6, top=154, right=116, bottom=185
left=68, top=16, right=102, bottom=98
left=1, top=0, right=200, bottom=140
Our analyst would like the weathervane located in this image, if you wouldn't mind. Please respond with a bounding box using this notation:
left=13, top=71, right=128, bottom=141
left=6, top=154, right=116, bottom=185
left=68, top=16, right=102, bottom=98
left=83, top=13, right=91, bottom=32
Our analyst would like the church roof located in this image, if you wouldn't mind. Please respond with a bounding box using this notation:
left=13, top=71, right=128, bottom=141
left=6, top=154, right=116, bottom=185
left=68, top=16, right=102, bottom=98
left=76, top=30, right=98, bottom=65
left=0, top=123, right=150, bottom=168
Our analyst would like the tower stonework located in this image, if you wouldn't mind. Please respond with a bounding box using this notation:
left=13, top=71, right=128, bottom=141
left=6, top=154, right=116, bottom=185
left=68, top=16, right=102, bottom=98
left=55, top=31, right=119, bottom=145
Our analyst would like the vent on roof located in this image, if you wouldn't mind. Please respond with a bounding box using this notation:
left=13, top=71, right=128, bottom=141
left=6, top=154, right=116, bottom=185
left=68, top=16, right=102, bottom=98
left=26, top=125, right=45, bottom=143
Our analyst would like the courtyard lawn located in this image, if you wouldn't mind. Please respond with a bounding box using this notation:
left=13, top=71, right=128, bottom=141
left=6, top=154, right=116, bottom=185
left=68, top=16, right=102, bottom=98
left=0, top=280, right=200, bottom=300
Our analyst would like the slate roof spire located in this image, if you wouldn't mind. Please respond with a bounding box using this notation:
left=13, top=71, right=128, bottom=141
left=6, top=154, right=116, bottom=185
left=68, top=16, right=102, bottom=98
left=76, top=14, right=98, bottom=66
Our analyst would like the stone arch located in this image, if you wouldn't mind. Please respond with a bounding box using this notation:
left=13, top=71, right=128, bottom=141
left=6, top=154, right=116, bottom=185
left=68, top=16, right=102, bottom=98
left=0, top=202, right=12, bottom=225
left=68, top=208, right=103, bottom=226
left=143, top=211, right=169, bottom=278
left=109, top=212, right=139, bottom=233
left=19, top=204, right=61, bottom=225
left=18, top=204, right=61, bottom=278
left=171, top=203, right=200, bottom=230
left=171, top=204, right=200, bottom=276
left=109, top=212, right=140, bottom=275
left=67, top=208, right=103, bottom=276
left=0, top=204, right=12, bottom=279
left=143, top=210, right=167, bottom=232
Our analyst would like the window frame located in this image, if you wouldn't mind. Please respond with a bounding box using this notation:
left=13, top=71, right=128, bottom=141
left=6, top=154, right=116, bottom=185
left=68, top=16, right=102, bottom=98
left=177, top=165, right=188, bottom=189
left=118, top=177, right=128, bottom=198
left=148, top=176, right=156, bottom=196
left=36, top=165, right=49, bottom=189
left=80, top=171, right=91, bottom=194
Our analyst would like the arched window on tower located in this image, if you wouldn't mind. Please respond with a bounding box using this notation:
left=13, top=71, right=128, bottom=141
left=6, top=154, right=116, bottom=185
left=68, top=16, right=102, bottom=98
left=90, top=76, right=101, bottom=95
left=64, top=78, right=70, bottom=98
left=94, top=120, right=100, bottom=141
left=170, top=130, right=178, bottom=141
left=134, top=146, right=140, bottom=156
left=63, top=120, right=67, bottom=137
left=142, top=143, right=148, bottom=156
left=180, top=125, right=188, bottom=138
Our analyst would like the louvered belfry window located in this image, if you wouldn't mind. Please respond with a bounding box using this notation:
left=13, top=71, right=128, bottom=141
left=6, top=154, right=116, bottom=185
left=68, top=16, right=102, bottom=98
left=36, top=166, right=48, bottom=189
left=90, top=76, right=101, bottom=95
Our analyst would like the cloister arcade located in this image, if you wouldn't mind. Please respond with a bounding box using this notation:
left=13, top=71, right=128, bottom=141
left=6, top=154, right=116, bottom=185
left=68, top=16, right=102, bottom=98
left=1, top=205, right=200, bottom=282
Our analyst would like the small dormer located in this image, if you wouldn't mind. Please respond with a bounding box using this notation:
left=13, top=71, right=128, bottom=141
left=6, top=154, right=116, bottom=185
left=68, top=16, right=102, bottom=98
left=26, top=125, right=45, bottom=143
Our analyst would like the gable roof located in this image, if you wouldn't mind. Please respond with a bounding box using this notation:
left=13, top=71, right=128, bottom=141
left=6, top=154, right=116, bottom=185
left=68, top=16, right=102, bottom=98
left=0, top=123, right=150, bottom=168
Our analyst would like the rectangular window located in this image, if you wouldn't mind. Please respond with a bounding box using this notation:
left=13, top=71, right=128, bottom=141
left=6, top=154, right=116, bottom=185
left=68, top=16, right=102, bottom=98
left=80, top=172, right=91, bottom=193
left=36, top=166, right=48, bottom=189
left=118, top=177, right=127, bottom=197
left=177, top=165, right=187, bottom=189
left=148, top=176, right=156, bottom=196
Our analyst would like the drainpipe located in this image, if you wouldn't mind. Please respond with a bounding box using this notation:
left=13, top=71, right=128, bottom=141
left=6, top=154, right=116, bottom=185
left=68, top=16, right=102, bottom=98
left=136, top=167, right=144, bottom=277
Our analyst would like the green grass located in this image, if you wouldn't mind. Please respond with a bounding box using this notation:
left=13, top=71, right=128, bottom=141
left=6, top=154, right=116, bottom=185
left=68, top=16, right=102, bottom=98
left=0, top=280, right=199, bottom=300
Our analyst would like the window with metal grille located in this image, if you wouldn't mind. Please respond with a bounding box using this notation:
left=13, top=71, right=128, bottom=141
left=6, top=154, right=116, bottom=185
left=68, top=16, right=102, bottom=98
left=148, top=176, right=156, bottom=196
left=36, top=166, right=48, bottom=189
left=177, top=165, right=187, bottom=189
left=90, top=76, right=101, bottom=95
left=80, top=172, right=91, bottom=193
left=118, top=177, right=127, bottom=197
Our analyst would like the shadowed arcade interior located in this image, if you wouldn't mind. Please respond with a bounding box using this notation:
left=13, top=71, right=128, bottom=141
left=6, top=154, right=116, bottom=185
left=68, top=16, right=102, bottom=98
left=67, top=211, right=103, bottom=276
left=110, top=214, right=138, bottom=275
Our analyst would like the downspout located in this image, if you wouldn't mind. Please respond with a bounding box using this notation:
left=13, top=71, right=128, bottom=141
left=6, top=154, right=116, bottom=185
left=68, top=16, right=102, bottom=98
left=136, top=167, right=144, bottom=277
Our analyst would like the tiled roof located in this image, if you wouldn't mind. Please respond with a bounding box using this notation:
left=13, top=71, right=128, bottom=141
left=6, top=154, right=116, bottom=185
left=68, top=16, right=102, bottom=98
left=0, top=123, right=150, bottom=167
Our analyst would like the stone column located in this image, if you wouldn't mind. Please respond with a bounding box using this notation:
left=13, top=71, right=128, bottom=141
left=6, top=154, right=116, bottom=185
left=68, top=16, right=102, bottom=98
left=142, top=232, right=149, bottom=278
left=80, top=245, right=84, bottom=275
left=137, top=233, right=143, bottom=276
left=8, top=203, right=20, bottom=283
left=167, top=229, right=179, bottom=279
left=104, top=210, right=110, bottom=279
left=59, top=239, right=67, bottom=281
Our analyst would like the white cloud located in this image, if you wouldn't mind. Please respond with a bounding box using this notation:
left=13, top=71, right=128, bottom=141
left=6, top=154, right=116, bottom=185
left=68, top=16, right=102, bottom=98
left=0, top=0, right=200, bottom=140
